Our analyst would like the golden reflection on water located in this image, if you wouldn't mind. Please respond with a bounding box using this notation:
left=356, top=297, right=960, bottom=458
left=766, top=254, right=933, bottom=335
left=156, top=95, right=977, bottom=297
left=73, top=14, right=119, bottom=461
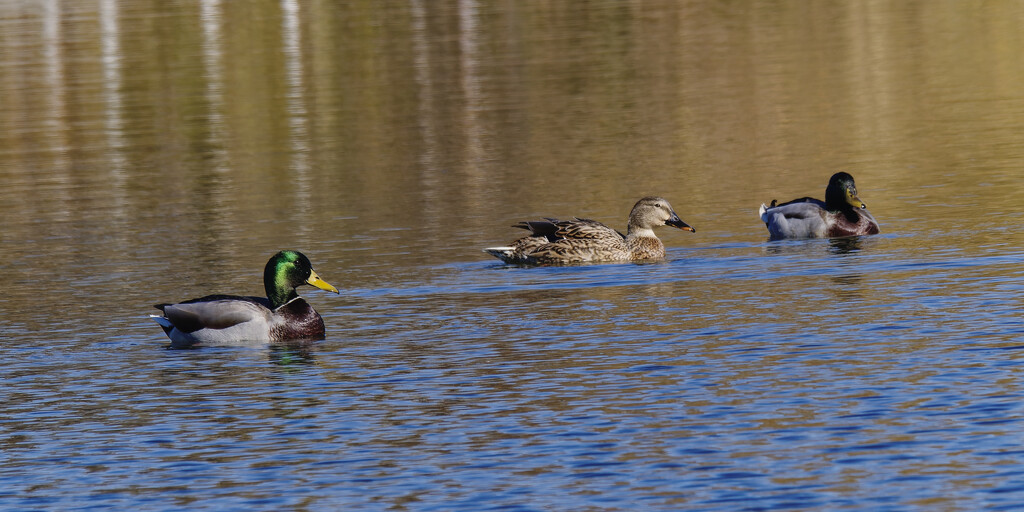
left=1, top=3, right=1024, bottom=353
left=2, top=2, right=1022, bottom=262
left=0, top=2, right=1019, bottom=353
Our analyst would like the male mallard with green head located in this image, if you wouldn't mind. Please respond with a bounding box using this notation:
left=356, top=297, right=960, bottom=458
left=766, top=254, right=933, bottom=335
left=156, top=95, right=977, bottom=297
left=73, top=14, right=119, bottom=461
left=758, top=172, right=880, bottom=240
left=151, top=250, right=339, bottom=346
left=484, top=196, right=695, bottom=264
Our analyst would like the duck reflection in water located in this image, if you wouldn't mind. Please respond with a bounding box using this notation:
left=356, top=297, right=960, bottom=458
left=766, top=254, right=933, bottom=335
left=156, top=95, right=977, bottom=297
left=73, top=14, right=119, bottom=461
left=763, top=236, right=867, bottom=256
left=269, top=342, right=318, bottom=369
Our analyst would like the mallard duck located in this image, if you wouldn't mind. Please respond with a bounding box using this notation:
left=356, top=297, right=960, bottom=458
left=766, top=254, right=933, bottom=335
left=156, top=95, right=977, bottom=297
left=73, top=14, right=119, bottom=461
left=483, top=196, right=695, bottom=264
left=151, top=250, right=339, bottom=346
left=758, top=172, right=880, bottom=240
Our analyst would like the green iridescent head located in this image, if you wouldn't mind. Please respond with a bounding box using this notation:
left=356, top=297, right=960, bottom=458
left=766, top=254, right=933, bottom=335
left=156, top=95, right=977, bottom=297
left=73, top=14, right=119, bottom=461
left=263, top=250, right=339, bottom=309
left=824, top=172, right=867, bottom=211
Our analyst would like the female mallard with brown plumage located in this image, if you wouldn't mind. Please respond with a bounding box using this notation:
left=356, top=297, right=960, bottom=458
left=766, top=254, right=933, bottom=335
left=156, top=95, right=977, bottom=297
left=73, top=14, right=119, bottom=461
left=758, top=172, right=880, bottom=240
left=151, top=250, right=339, bottom=347
left=484, top=196, right=695, bottom=265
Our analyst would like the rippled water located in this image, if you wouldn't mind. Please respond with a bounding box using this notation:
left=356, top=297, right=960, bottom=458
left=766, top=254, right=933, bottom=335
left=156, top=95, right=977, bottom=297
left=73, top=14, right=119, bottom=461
left=4, top=1, right=1024, bottom=510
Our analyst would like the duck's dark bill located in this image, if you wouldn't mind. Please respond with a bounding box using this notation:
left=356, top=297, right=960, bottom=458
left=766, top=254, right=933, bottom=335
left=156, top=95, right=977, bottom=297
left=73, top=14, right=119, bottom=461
left=667, top=219, right=696, bottom=232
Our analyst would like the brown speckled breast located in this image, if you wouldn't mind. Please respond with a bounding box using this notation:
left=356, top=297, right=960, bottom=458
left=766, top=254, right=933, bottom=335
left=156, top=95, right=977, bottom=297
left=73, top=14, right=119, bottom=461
left=627, top=237, right=666, bottom=260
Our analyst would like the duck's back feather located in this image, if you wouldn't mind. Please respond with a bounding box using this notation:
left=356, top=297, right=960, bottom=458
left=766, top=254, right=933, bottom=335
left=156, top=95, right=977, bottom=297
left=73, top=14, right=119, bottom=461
left=492, top=217, right=631, bottom=264
left=155, top=295, right=269, bottom=333
left=152, top=295, right=325, bottom=346
left=760, top=202, right=829, bottom=239
left=760, top=202, right=879, bottom=240
left=512, top=219, right=561, bottom=240
left=554, top=218, right=626, bottom=241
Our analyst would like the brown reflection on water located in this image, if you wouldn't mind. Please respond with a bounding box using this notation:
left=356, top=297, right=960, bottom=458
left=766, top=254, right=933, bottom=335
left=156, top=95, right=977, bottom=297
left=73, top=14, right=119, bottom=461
left=2, top=2, right=1024, bottom=323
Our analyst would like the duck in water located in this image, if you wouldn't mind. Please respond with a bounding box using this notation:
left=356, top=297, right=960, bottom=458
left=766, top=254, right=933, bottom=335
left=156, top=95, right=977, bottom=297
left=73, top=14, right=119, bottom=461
left=758, top=172, right=880, bottom=240
left=484, top=196, right=695, bottom=265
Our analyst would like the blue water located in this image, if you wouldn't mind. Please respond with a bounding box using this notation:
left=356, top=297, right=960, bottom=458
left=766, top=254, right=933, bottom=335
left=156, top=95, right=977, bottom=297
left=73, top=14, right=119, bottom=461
left=5, top=235, right=1024, bottom=511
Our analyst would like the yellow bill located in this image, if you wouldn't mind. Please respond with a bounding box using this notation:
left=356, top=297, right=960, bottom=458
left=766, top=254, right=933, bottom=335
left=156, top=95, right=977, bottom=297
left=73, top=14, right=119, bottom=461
left=846, top=189, right=867, bottom=209
left=306, top=270, right=340, bottom=294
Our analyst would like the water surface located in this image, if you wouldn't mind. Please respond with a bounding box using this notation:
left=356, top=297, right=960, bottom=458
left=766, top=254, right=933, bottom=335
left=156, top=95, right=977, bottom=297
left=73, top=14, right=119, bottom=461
left=3, top=1, right=1024, bottom=510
